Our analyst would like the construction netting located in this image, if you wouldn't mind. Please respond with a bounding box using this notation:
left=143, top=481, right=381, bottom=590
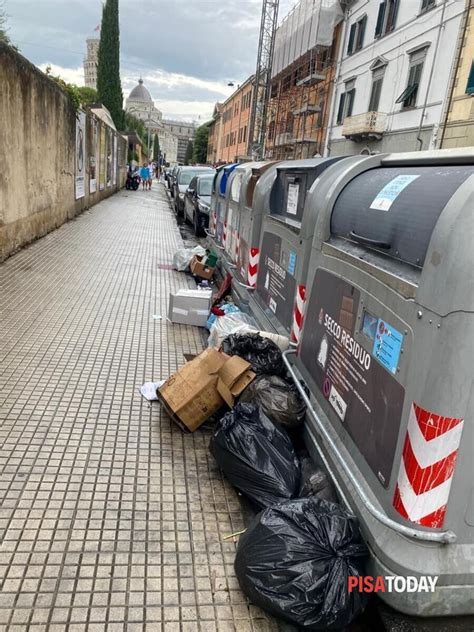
left=271, top=0, right=343, bottom=79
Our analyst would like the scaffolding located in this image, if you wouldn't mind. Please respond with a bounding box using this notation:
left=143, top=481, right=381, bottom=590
left=265, top=0, right=343, bottom=160
left=247, top=0, right=280, bottom=160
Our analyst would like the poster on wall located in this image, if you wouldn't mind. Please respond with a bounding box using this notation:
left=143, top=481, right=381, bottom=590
left=106, top=128, right=113, bottom=188
left=112, top=135, right=117, bottom=186
left=89, top=118, right=98, bottom=194
left=99, top=124, right=106, bottom=191
left=75, top=110, right=86, bottom=200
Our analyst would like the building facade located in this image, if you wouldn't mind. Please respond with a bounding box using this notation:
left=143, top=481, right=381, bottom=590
left=83, top=37, right=99, bottom=90
left=161, top=120, right=197, bottom=163
left=327, top=0, right=466, bottom=156
left=206, top=77, right=254, bottom=164
left=265, top=0, right=343, bottom=160
left=440, top=0, right=474, bottom=148
left=125, top=79, right=178, bottom=164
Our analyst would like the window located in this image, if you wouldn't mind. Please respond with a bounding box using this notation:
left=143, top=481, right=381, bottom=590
left=466, top=61, right=474, bottom=95
left=374, top=0, right=399, bottom=39
left=420, top=0, right=435, bottom=13
left=268, top=120, right=275, bottom=141
left=243, top=126, right=247, bottom=142
left=271, top=82, right=279, bottom=98
left=285, top=112, right=294, bottom=134
left=282, top=74, right=291, bottom=93
left=368, top=65, right=386, bottom=111
left=336, top=80, right=356, bottom=125
left=396, top=48, right=427, bottom=108
left=347, top=15, right=367, bottom=55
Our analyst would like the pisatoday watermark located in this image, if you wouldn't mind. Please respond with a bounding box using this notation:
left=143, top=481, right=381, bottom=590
left=348, top=575, right=439, bottom=593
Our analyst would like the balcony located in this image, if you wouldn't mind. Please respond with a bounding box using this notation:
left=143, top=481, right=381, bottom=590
left=274, top=132, right=293, bottom=146
left=293, top=103, right=321, bottom=116
left=342, top=111, right=387, bottom=140
left=296, top=71, right=325, bottom=87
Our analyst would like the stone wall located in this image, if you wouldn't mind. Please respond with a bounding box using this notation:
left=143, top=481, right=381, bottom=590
left=0, top=42, right=127, bottom=262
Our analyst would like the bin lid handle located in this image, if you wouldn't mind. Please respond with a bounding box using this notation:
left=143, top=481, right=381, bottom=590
left=282, top=349, right=457, bottom=545
left=350, top=230, right=391, bottom=250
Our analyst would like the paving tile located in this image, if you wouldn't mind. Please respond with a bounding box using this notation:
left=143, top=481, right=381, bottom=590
left=0, top=185, right=293, bottom=631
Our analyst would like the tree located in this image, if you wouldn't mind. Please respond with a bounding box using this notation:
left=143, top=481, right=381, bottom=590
left=76, top=86, right=98, bottom=106
left=123, top=111, right=146, bottom=141
left=0, top=1, right=16, bottom=48
left=193, top=123, right=210, bottom=164
left=184, top=140, right=194, bottom=165
left=97, top=0, right=124, bottom=130
left=153, top=133, right=161, bottom=161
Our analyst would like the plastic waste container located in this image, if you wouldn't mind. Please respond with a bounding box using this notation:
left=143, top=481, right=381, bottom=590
left=283, top=148, right=474, bottom=617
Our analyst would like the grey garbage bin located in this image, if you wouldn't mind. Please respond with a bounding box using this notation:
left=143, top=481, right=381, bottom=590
left=284, top=148, right=474, bottom=617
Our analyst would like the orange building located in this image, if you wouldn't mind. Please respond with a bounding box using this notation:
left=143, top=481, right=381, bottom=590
left=265, top=6, right=342, bottom=160
left=207, top=76, right=254, bottom=164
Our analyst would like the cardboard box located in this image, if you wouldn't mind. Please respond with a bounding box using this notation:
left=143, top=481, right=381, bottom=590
left=190, top=255, right=215, bottom=281
left=168, top=288, right=212, bottom=327
left=158, top=348, right=256, bottom=432
left=217, top=355, right=256, bottom=408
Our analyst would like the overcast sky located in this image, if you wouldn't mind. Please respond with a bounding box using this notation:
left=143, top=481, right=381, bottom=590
left=5, top=0, right=294, bottom=122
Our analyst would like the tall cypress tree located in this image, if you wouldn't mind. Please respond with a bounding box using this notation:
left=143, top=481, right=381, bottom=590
left=97, top=0, right=124, bottom=130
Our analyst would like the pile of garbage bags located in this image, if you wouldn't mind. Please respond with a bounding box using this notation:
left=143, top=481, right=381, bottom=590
left=204, top=331, right=369, bottom=629
left=172, top=245, right=206, bottom=272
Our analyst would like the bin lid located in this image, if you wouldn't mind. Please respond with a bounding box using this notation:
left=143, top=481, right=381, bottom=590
left=330, top=165, right=474, bottom=268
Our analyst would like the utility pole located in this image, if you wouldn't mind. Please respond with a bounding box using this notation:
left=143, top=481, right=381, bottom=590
left=247, top=0, right=280, bottom=160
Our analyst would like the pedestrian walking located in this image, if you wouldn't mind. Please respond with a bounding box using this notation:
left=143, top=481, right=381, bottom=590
left=147, top=162, right=153, bottom=190
left=139, top=163, right=149, bottom=190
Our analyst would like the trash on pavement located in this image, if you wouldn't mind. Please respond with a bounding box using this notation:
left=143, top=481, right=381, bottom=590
left=257, top=331, right=290, bottom=351
left=173, top=245, right=206, bottom=272
left=216, top=355, right=255, bottom=408
left=206, top=302, right=241, bottom=331
left=234, top=497, right=369, bottom=630
left=220, top=333, right=285, bottom=377
left=299, top=456, right=338, bottom=502
left=168, top=288, right=213, bottom=327
left=152, top=314, right=162, bottom=320
left=207, top=312, right=259, bottom=348
left=158, top=349, right=255, bottom=432
left=209, top=402, right=301, bottom=508
left=140, top=380, right=166, bottom=401
left=190, top=254, right=216, bottom=280
left=239, top=375, right=306, bottom=429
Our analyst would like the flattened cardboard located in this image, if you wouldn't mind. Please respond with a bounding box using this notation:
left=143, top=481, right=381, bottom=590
left=190, top=255, right=215, bottom=281
left=158, top=348, right=227, bottom=432
left=217, top=355, right=256, bottom=408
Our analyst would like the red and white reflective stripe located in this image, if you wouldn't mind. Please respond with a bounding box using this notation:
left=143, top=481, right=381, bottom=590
left=247, top=247, right=259, bottom=287
left=393, top=403, right=464, bottom=528
left=223, top=221, right=227, bottom=247
left=290, top=285, right=306, bottom=343
left=210, top=209, right=216, bottom=233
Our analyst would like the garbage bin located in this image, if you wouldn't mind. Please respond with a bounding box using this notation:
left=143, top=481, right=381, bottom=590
left=208, top=163, right=238, bottom=252
left=284, top=148, right=474, bottom=617
left=242, top=157, right=346, bottom=340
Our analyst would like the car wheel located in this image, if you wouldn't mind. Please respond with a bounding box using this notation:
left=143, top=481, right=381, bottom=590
left=194, top=212, right=204, bottom=237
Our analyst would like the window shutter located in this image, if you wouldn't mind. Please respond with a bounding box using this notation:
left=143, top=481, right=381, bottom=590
left=466, top=60, right=474, bottom=94
left=347, top=89, right=356, bottom=117
left=386, top=0, right=399, bottom=33
left=347, top=24, right=356, bottom=55
left=375, top=2, right=386, bottom=38
left=336, top=93, right=346, bottom=124
left=356, top=15, right=367, bottom=50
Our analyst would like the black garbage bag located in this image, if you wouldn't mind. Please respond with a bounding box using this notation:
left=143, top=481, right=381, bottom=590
left=220, top=333, right=285, bottom=377
left=209, top=402, right=300, bottom=508
left=239, top=375, right=306, bottom=429
left=299, top=455, right=338, bottom=503
left=235, top=497, right=369, bottom=630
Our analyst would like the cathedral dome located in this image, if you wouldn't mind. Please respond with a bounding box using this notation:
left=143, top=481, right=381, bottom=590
left=128, top=78, right=153, bottom=102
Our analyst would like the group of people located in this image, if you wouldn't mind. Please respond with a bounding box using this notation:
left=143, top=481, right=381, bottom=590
left=139, top=161, right=159, bottom=190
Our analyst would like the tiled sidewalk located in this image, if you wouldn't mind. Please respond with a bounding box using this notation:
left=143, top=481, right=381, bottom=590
left=0, top=186, right=290, bottom=631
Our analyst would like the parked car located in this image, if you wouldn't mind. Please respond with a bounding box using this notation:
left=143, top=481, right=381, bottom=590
left=168, top=165, right=180, bottom=196
left=173, top=166, right=214, bottom=218
left=184, top=173, right=215, bottom=236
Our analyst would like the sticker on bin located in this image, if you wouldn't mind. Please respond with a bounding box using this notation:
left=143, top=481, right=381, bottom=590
left=370, top=175, right=419, bottom=212
left=372, top=319, right=403, bottom=374
left=287, top=184, right=299, bottom=215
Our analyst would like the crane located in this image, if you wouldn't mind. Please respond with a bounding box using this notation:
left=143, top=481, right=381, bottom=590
left=247, top=0, right=280, bottom=160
